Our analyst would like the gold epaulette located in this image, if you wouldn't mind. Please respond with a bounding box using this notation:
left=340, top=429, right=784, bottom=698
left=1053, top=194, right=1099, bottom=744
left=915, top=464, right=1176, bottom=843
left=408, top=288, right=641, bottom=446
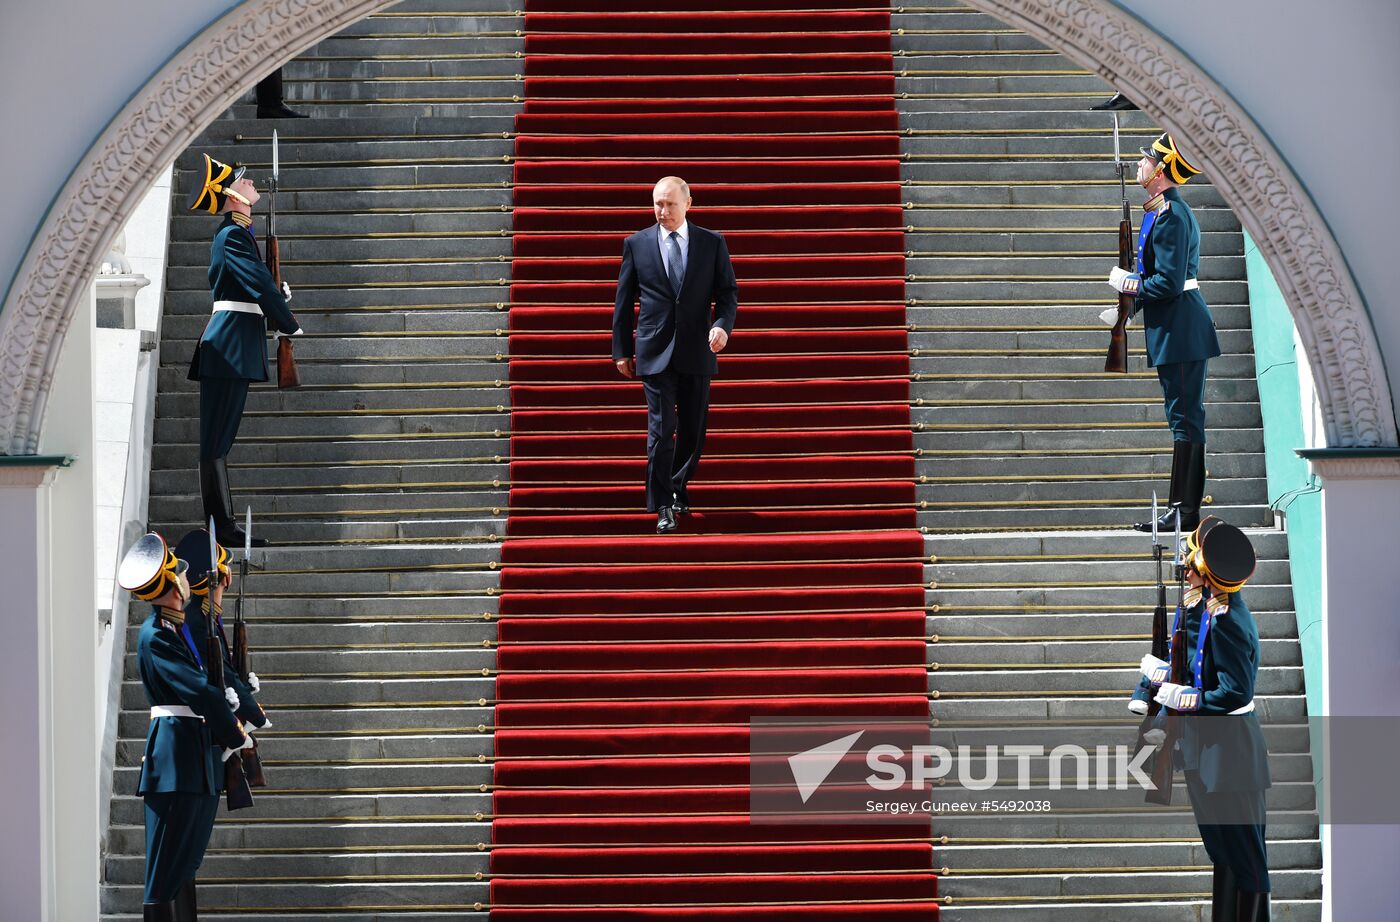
left=1182, top=587, right=1204, bottom=610
left=156, top=606, right=186, bottom=629
left=1143, top=192, right=1169, bottom=215
left=1207, top=594, right=1232, bottom=617
left=229, top=212, right=253, bottom=229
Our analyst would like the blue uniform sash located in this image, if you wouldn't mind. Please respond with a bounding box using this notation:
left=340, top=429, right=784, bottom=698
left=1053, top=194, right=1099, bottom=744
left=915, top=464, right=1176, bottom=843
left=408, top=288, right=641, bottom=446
left=180, top=623, right=205, bottom=670
left=1167, top=594, right=1216, bottom=691
left=1137, top=208, right=1158, bottom=270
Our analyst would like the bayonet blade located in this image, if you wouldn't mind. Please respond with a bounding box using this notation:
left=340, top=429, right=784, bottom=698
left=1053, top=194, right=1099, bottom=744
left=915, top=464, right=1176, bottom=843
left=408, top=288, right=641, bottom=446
left=208, top=515, right=219, bottom=580
left=1151, top=491, right=1159, bottom=545
left=245, top=506, right=252, bottom=560
left=272, top=130, right=279, bottom=182
left=1172, top=507, right=1182, bottom=566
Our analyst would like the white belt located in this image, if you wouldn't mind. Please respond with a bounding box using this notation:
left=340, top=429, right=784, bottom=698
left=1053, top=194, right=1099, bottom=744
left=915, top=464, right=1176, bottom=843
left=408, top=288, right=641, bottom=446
left=1183, top=279, right=1199, bottom=291
left=213, top=300, right=263, bottom=316
left=150, top=705, right=201, bottom=720
left=1228, top=700, right=1255, bottom=715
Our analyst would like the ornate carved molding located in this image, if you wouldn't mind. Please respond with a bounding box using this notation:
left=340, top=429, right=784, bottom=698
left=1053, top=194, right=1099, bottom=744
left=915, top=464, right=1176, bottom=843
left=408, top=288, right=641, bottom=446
left=1, top=0, right=1395, bottom=451
left=967, top=0, right=1397, bottom=447
left=0, top=0, right=397, bottom=455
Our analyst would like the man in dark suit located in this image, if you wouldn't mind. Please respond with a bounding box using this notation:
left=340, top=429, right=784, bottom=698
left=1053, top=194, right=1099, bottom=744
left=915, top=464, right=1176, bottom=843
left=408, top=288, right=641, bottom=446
left=612, top=176, right=738, bottom=533
left=187, top=154, right=302, bottom=548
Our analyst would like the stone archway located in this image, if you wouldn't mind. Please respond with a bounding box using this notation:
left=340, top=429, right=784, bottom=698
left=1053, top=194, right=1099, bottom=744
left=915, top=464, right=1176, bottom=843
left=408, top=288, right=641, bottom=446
left=0, top=0, right=1395, bottom=453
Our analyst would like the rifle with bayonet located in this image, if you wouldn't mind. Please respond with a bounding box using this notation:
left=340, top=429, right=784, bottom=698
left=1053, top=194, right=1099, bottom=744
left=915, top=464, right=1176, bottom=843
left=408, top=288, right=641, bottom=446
left=233, top=506, right=267, bottom=788
left=1143, top=508, right=1189, bottom=805
left=207, top=518, right=255, bottom=810
left=266, top=129, right=300, bottom=389
left=1137, top=492, right=1173, bottom=802
left=1104, top=109, right=1133, bottom=374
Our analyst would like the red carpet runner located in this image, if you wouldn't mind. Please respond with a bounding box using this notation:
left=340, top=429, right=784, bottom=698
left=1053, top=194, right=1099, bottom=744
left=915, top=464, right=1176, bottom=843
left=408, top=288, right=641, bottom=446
left=493, top=2, right=937, bottom=917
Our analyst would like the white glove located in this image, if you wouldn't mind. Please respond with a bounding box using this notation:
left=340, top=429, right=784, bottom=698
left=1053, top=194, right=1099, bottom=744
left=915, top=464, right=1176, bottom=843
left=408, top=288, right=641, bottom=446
left=247, top=671, right=261, bottom=694
left=1155, top=682, right=1200, bottom=711
left=224, top=686, right=240, bottom=710
left=1108, top=266, right=1140, bottom=294
left=1098, top=307, right=1126, bottom=327
left=1142, top=727, right=1167, bottom=747
left=1128, top=698, right=1149, bottom=716
left=281, top=282, right=292, bottom=302
left=1140, top=654, right=1170, bottom=686
left=243, top=718, right=269, bottom=736
left=221, top=733, right=255, bottom=762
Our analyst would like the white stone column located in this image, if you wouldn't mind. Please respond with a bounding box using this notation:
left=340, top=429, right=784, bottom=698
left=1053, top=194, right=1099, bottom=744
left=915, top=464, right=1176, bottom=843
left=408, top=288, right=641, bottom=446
left=1301, top=449, right=1400, bottom=921
left=0, top=460, right=63, bottom=920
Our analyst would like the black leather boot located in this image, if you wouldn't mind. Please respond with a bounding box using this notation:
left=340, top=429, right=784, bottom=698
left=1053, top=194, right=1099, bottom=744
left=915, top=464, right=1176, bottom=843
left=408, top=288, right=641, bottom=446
left=211, top=458, right=268, bottom=548
left=174, top=879, right=199, bottom=922
left=1236, top=889, right=1270, bottom=921
left=143, top=901, right=177, bottom=922
left=1090, top=91, right=1139, bottom=111
left=255, top=69, right=309, bottom=119
left=656, top=506, right=678, bottom=534
left=1136, top=441, right=1200, bottom=532
left=1211, top=864, right=1238, bottom=922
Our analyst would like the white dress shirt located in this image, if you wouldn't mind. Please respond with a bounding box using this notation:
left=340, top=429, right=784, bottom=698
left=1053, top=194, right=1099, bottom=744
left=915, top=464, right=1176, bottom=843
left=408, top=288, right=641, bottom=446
left=657, top=221, right=690, bottom=279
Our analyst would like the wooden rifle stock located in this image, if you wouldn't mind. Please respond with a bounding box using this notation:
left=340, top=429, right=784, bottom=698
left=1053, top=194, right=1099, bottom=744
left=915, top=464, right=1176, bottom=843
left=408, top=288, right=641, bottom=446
left=233, top=559, right=268, bottom=788
left=266, top=201, right=300, bottom=389
left=1105, top=201, right=1133, bottom=373
left=1139, top=539, right=1174, bottom=804
left=207, top=591, right=255, bottom=810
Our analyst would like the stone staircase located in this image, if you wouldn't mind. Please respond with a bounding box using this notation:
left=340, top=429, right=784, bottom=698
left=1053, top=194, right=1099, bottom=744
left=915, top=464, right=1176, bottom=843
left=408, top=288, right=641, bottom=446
left=101, top=1, right=1321, bottom=918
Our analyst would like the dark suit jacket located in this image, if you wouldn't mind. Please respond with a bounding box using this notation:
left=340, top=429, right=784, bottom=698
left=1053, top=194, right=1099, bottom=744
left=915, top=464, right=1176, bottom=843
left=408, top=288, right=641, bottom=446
left=612, top=223, right=738, bottom=377
left=1135, top=187, right=1222, bottom=367
left=136, top=609, right=248, bottom=795
left=1133, top=591, right=1271, bottom=793
left=189, top=215, right=300, bottom=382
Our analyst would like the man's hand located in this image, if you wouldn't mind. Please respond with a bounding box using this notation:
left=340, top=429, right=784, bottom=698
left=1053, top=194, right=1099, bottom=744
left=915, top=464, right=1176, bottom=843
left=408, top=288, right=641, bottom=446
left=1100, top=307, right=1128, bottom=327
left=1142, top=727, right=1167, bottom=747
left=281, top=282, right=292, bottom=303
left=1154, top=682, right=1200, bottom=712
left=224, top=686, right=241, bottom=710
left=222, top=734, right=256, bottom=762
left=615, top=358, right=636, bottom=378
left=247, top=671, right=261, bottom=694
left=1140, top=654, right=1169, bottom=685
left=1128, top=698, right=1149, bottom=716
left=709, top=327, right=729, bottom=353
left=1108, top=266, right=1140, bottom=294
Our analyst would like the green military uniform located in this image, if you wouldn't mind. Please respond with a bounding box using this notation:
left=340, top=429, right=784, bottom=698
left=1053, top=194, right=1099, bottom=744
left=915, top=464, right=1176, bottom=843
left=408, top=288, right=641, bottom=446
left=1132, top=518, right=1271, bottom=921
left=187, top=154, right=300, bottom=548
left=1114, top=133, right=1221, bottom=533
left=120, top=534, right=249, bottom=921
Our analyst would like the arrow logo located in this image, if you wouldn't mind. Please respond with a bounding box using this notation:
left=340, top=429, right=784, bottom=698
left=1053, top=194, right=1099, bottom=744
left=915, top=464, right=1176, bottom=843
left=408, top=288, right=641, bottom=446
left=787, top=730, right=864, bottom=803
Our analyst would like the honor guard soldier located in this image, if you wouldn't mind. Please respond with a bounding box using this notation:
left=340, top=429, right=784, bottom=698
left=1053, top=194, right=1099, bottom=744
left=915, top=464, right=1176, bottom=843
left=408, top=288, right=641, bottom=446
left=175, top=529, right=268, bottom=735
left=1130, top=518, right=1271, bottom=920
left=1096, top=119, right=1221, bottom=532
left=119, top=534, right=253, bottom=921
left=187, top=154, right=302, bottom=548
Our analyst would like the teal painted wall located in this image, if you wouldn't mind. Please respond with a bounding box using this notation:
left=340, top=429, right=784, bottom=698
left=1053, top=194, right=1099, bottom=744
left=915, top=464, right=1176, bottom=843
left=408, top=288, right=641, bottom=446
left=1243, top=231, right=1324, bottom=726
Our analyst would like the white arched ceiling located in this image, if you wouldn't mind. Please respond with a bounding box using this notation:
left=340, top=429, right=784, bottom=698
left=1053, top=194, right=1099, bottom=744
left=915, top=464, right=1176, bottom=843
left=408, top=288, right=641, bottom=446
left=0, top=0, right=1393, bottom=452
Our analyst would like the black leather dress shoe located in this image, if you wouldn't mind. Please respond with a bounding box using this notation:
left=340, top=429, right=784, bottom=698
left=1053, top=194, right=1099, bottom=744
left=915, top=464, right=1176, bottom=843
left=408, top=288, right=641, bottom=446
left=1134, top=508, right=1199, bottom=534
left=656, top=507, right=678, bottom=534
left=1090, top=92, right=1139, bottom=111
left=672, top=498, right=690, bottom=516
left=257, top=102, right=310, bottom=119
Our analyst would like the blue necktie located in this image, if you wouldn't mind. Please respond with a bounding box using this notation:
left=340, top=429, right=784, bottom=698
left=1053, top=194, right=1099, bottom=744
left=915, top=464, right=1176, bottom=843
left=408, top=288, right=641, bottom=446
left=667, top=231, right=685, bottom=293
